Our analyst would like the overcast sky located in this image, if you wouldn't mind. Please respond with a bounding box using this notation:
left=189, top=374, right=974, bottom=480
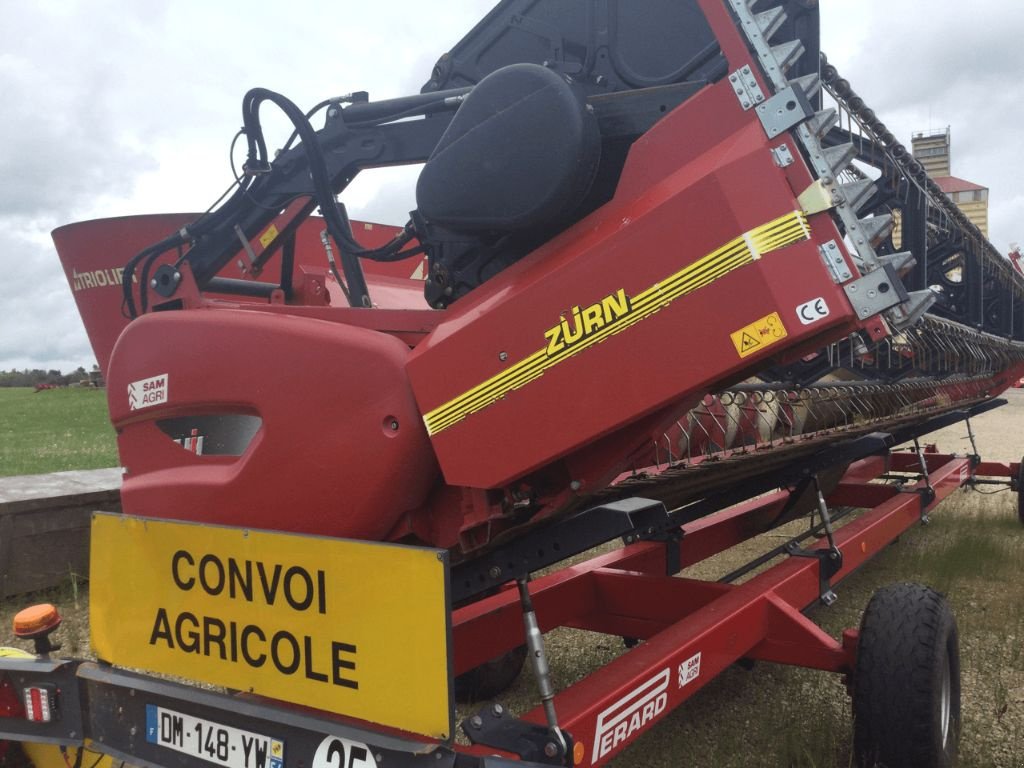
left=2, top=1, right=1022, bottom=372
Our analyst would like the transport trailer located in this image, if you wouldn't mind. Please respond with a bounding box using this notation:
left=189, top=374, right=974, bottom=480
left=2, top=404, right=1022, bottom=768
left=8, top=0, right=1024, bottom=766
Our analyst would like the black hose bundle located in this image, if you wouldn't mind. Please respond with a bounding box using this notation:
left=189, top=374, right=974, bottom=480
left=123, top=86, right=436, bottom=317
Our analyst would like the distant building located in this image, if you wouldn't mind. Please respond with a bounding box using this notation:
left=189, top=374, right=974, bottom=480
left=932, top=176, right=989, bottom=237
left=911, top=127, right=951, bottom=177
left=910, top=127, right=989, bottom=237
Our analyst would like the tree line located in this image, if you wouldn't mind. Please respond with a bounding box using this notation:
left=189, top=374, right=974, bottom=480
left=0, top=366, right=99, bottom=388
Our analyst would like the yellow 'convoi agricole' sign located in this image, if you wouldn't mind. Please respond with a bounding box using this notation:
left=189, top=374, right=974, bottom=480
left=90, top=513, right=452, bottom=739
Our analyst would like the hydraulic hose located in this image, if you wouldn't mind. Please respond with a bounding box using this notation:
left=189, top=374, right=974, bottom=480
left=241, top=87, right=371, bottom=307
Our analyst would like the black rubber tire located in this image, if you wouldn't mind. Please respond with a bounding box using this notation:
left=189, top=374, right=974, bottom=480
left=454, top=645, right=528, bottom=703
left=1016, top=459, right=1024, bottom=525
left=852, top=583, right=961, bottom=768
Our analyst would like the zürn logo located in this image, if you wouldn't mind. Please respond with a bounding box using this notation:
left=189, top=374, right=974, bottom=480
left=544, top=288, right=633, bottom=356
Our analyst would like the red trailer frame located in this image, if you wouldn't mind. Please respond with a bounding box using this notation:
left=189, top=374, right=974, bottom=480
left=1, top=403, right=1019, bottom=768
left=447, top=404, right=1019, bottom=765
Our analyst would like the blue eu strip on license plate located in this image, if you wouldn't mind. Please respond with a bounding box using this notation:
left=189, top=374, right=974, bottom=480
left=145, top=704, right=285, bottom=768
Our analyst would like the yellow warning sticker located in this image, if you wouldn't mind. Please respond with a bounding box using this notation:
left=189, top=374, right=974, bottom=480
left=730, top=312, right=788, bottom=358
left=258, top=224, right=279, bottom=248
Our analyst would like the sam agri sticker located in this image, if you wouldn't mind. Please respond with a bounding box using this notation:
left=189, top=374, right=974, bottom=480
left=128, top=374, right=169, bottom=410
left=677, top=651, right=701, bottom=688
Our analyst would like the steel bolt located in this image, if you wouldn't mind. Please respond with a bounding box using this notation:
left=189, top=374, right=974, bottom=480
left=470, top=715, right=483, bottom=730
left=498, top=351, right=508, bottom=361
left=570, top=480, right=582, bottom=491
left=130, top=726, right=137, bottom=737
left=491, top=704, right=504, bottom=717
left=374, top=754, right=382, bottom=764
left=488, top=565, right=502, bottom=579
left=389, top=420, right=399, bottom=431
left=173, top=272, right=181, bottom=283
left=543, top=743, right=559, bottom=758
left=150, top=278, right=158, bottom=288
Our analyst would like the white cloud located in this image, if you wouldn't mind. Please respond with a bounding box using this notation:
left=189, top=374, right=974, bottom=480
left=1, top=1, right=1021, bottom=371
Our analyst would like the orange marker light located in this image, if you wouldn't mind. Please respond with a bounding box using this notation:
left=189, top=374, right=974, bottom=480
left=13, top=604, right=62, bottom=639
left=573, top=741, right=585, bottom=765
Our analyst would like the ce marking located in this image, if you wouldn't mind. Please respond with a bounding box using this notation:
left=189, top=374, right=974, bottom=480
left=796, top=297, right=830, bottom=325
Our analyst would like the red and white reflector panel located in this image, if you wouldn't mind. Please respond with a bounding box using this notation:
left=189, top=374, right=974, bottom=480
left=22, top=685, right=55, bottom=722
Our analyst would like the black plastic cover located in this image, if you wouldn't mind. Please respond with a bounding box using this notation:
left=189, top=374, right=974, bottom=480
left=422, top=0, right=727, bottom=96
left=416, top=63, right=600, bottom=233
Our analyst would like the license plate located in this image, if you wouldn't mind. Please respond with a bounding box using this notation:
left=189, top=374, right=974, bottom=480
left=146, top=704, right=285, bottom=768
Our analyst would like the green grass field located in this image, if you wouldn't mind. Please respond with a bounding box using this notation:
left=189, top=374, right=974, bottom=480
left=0, top=387, right=118, bottom=476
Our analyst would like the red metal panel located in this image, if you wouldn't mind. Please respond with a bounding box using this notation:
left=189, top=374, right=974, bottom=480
left=746, top=594, right=851, bottom=672
left=408, top=79, right=859, bottom=488
left=975, top=460, right=1017, bottom=477
left=106, top=309, right=438, bottom=541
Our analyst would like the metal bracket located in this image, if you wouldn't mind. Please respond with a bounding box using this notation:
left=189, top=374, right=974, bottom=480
left=637, top=527, right=684, bottom=575
left=728, top=65, right=765, bottom=111
left=799, top=179, right=834, bottom=215
left=770, top=143, right=795, bottom=168
left=784, top=473, right=842, bottom=605
left=462, top=704, right=571, bottom=765
left=819, top=240, right=852, bottom=284
left=451, top=498, right=668, bottom=603
left=150, top=264, right=183, bottom=298
left=785, top=542, right=843, bottom=605
left=843, top=263, right=909, bottom=319
left=755, top=85, right=814, bottom=138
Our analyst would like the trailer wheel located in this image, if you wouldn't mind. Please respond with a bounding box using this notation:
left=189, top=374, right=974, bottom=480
left=1016, top=459, right=1024, bottom=525
left=852, top=583, right=960, bottom=768
left=454, top=645, right=527, bottom=702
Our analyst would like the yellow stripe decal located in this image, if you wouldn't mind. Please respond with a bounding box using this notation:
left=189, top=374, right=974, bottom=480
left=423, top=211, right=810, bottom=436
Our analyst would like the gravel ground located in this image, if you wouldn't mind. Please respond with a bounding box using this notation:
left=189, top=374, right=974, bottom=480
left=2, top=391, right=1023, bottom=766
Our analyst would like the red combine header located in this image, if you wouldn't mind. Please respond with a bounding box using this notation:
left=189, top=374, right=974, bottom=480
left=5, top=1, right=1024, bottom=766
